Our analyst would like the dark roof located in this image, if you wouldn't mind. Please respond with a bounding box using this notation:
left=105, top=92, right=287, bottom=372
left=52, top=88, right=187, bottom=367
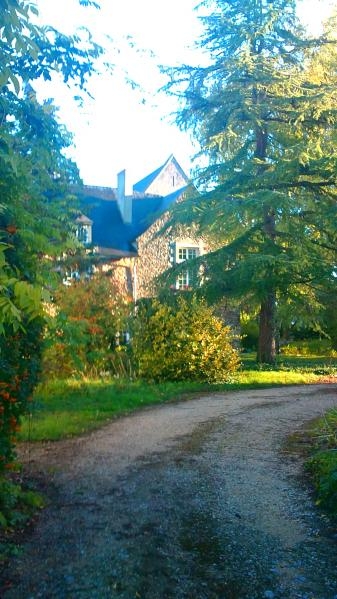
left=80, top=195, right=132, bottom=253
left=75, top=155, right=190, bottom=258
left=79, top=193, right=167, bottom=255
left=72, top=185, right=116, bottom=201
left=159, top=186, right=189, bottom=213
left=133, top=164, right=164, bottom=193
left=131, top=196, right=163, bottom=237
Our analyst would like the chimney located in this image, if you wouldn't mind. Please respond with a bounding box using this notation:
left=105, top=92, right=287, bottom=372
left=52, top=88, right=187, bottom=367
left=117, top=169, right=132, bottom=224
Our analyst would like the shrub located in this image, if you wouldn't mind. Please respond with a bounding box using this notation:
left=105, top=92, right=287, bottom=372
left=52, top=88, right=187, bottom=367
left=0, top=318, right=43, bottom=474
left=42, top=273, right=131, bottom=379
left=281, top=338, right=335, bottom=356
left=131, top=296, right=240, bottom=383
left=0, top=476, right=45, bottom=530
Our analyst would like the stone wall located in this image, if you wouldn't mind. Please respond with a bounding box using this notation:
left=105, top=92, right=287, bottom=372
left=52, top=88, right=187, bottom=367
left=135, top=218, right=208, bottom=299
left=135, top=216, right=172, bottom=298
left=101, top=259, right=135, bottom=299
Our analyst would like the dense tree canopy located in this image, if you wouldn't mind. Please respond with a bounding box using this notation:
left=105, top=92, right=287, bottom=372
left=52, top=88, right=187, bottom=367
left=164, top=0, right=337, bottom=363
left=0, top=0, right=103, bottom=470
left=0, top=0, right=104, bottom=329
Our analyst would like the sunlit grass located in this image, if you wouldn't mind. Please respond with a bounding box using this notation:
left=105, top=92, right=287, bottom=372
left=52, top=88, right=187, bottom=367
left=236, top=369, right=322, bottom=386
left=19, top=379, right=209, bottom=442
left=18, top=355, right=337, bottom=442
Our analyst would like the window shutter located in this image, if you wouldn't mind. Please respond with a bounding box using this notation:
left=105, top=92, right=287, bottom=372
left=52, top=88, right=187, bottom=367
left=169, top=242, right=176, bottom=264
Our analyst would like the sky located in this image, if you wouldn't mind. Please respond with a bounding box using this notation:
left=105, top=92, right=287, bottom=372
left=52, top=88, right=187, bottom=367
left=35, top=0, right=336, bottom=192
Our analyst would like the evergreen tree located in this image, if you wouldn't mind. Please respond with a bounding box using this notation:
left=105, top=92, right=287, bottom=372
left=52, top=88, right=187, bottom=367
left=165, top=0, right=337, bottom=363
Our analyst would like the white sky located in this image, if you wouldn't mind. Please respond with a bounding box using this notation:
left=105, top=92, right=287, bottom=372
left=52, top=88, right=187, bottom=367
left=35, top=0, right=336, bottom=191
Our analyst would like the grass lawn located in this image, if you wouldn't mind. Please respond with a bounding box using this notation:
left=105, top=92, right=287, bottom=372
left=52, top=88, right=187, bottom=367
left=18, top=353, right=337, bottom=443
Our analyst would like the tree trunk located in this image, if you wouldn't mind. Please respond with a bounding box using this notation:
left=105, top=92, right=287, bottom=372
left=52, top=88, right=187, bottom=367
left=257, top=292, right=277, bottom=364
left=256, top=195, right=277, bottom=364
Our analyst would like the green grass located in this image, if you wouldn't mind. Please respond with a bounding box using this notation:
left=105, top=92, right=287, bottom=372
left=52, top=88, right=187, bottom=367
left=242, top=352, right=337, bottom=371
left=18, top=354, right=337, bottom=443
left=19, top=379, right=211, bottom=442
left=305, top=408, right=337, bottom=516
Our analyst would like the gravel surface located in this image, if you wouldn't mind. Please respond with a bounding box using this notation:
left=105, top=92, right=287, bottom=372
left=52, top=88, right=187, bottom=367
left=2, top=384, right=337, bottom=598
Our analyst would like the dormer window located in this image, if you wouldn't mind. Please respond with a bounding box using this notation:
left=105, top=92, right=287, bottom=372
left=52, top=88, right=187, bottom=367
left=78, top=225, right=90, bottom=244
left=75, top=214, right=93, bottom=245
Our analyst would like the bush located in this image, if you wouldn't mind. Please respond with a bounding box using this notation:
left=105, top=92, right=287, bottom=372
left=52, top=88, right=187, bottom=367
left=0, top=318, right=43, bottom=473
left=131, top=296, right=240, bottom=383
left=281, top=339, right=335, bottom=356
left=0, top=476, right=44, bottom=530
left=42, top=274, right=131, bottom=379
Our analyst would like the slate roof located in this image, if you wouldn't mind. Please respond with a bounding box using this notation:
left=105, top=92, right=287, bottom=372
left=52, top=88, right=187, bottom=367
left=79, top=194, right=133, bottom=253
left=133, top=165, right=163, bottom=193
left=159, top=186, right=188, bottom=213
left=75, top=156, right=190, bottom=258
left=78, top=190, right=188, bottom=257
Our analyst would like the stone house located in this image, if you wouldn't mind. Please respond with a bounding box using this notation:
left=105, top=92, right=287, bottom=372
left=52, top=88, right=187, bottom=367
left=74, top=155, right=207, bottom=300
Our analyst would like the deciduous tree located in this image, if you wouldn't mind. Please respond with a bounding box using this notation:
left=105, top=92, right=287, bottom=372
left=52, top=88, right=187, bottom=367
left=0, top=0, right=103, bottom=473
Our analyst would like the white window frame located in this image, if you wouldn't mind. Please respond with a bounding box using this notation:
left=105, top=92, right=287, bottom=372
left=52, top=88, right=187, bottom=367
left=77, top=224, right=92, bottom=245
left=173, top=241, right=203, bottom=290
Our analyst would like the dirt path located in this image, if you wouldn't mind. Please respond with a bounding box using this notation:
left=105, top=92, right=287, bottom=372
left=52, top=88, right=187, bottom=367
left=2, top=384, right=337, bottom=598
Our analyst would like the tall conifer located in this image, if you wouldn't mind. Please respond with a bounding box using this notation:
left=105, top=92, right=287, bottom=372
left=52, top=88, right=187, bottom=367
left=166, top=0, right=337, bottom=363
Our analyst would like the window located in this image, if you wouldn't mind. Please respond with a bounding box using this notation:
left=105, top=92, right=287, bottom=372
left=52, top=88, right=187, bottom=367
left=75, top=214, right=93, bottom=245
left=174, top=244, right=200, bottom=290
left=177, top=271, right=189, bottom=289
left=178, top=247, right=197, bottom=262
left=76, top=223, right=92, bottom=245
left=77, top=225, right=89, bottom=244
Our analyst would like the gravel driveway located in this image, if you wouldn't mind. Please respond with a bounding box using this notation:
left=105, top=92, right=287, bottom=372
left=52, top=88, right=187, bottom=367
left=2, top=384, right=337, bottom=598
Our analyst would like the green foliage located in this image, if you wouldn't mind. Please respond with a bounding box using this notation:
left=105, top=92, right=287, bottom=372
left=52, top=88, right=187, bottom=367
left=241, top=314, right=259, bottom=351
left=307, top=452, right=337, bottom=515
left=0, top=318, right=43, bottom=470
left=306, top=409, right=337, bottom=515
left=320, top=287, right=337, bottom=351
left=0, top=476, right=45, bottom=531
left=0, top=0, right=103, bottom=96
left=242, top=351, right=337, bottom=374
left=281, top=339, right=336, bottom=357
left=131, top=296, right=240, bottom=383
left=0, top=0, right=103, bottom=473
left=164, top=0, right=337, bottom=364
left=42, top=274, right=132, bottom=378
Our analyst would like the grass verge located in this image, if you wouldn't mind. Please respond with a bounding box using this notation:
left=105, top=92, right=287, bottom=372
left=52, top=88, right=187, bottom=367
left=305, top=408, right=337, bottom=517
left=17, top=354, right=337, bottom=442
